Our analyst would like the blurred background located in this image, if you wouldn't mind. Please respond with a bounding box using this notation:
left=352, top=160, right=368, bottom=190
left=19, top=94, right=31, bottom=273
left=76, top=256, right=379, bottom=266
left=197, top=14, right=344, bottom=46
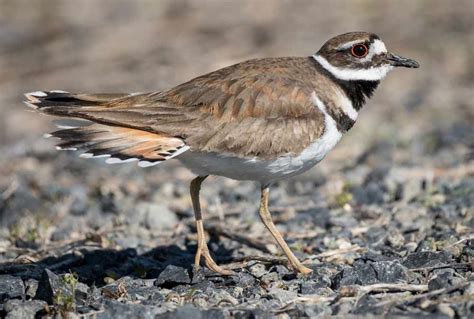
left=1, top=0, right=472, bottom=146
left=0, top=0, right=473, bottom=257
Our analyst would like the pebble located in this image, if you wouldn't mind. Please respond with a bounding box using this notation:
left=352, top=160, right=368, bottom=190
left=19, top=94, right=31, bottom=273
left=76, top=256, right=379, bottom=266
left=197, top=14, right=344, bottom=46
left=154, top=265, right=191, bottom=287
left=0, top=275, right=24, bottom=302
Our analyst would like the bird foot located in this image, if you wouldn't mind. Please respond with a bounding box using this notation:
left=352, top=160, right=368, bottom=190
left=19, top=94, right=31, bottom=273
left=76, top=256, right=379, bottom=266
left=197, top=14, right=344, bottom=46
left=293, top=263, right=313, bottom=275
left=195, top=244, right=234, bottom=276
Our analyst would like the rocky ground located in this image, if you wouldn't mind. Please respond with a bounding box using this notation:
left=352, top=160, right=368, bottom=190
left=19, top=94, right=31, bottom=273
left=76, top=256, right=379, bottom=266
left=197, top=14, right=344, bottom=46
left=0, top=1, right=473, bottom=318
left=0, top=120, right=472, bottom=318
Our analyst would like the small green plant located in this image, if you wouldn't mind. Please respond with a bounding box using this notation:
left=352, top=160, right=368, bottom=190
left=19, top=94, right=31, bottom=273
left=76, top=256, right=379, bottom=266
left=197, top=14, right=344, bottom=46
left=54, top=272, right=79, bottom=315
left=335, top=182, right=353, bottom=207
left=8, top=215, right=51, bottom=245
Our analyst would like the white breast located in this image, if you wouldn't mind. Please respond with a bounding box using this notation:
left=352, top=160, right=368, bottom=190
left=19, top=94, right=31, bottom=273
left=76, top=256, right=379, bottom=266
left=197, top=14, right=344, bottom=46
left=178, top=92, right=342, bottom=185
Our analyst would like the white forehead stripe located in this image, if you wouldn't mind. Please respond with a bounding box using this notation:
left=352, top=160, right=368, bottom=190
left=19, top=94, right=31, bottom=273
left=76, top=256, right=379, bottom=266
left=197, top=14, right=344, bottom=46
left=372, top=39, right=387, bottom=54
left=312, top=54, right=394, bottom=81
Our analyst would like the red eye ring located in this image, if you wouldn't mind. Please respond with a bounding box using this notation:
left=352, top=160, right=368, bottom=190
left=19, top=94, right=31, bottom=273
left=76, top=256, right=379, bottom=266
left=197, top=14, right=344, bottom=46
left=351, top=44, right=369, bottom=58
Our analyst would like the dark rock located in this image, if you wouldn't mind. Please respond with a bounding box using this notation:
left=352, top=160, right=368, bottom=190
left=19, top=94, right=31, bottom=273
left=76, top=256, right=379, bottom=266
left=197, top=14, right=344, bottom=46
left=154, top=265, right=191, bottom=287
left=158, top=304, right=226, bottom=319
left=370, top=261, right=410, bottom=283
left=75, top=282, right=90, bottom=304
left=332, top=263, right=377, bottom=289
left=352, top=182, right=387, bottom=205
left=428, top=269, right=464, bottom=291
left=415, top=239, right=437, bottom=252
left=271, top=264, right=292, bottom=276
left=0, top=275, right=24, bottom=302
left=332, top=260, right=410, bottom=289
left=403, top=251, right=451, bottom=269
left=232, top=272, right=256, bottom=288
left=130, top=287, right=165, bottom=305
left=35, top=269, right=66, bottom=304
left=3, top=300, right=46, bottom=319
left=300, top=270, right=332, bottom=294
left=361, top=252, right=397, bottom=262
left=191, top=266, right=206, bottom=284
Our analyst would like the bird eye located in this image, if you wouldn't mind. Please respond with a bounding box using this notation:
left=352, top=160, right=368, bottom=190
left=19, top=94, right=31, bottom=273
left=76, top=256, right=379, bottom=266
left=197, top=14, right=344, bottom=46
left=351, top=44, right=368, bottom=58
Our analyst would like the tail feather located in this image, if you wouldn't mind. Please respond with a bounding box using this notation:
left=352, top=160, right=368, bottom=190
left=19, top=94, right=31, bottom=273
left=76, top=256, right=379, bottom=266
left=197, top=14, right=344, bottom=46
left=25, top=90, right=190, bottom=166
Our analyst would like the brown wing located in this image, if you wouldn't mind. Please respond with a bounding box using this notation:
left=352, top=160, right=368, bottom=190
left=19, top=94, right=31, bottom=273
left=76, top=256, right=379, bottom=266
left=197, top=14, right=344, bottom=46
left=155, top=57, right=326, bottom=157
left=25, top=57, right=325, bottom=159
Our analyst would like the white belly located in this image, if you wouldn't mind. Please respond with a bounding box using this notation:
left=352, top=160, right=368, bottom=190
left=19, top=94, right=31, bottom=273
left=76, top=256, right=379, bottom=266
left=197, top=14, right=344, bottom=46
left=178, top=148, right=327, bottom=185
left=178, top=92, right=342, bottom=185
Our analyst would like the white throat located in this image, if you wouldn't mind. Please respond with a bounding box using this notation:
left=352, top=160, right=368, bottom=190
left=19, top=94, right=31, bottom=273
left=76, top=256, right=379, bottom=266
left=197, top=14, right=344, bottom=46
left=313, top=54, right=394, bottom=81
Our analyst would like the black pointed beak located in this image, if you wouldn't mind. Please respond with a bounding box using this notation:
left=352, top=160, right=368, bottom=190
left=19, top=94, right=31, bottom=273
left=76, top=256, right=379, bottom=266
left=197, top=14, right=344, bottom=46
left=386, top=53, right=419, bottom=68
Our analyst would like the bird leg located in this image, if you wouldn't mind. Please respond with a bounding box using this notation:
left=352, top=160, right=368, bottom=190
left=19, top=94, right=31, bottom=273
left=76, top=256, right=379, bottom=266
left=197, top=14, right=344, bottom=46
left=190, top=176, right=234, bottom=275
left=259, top=186, right=313, bottom=274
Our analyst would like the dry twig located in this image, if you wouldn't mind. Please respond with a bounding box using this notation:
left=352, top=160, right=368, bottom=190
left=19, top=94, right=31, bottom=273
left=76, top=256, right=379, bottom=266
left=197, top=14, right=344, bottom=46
left=373, top=282, right=469, bottom=308
left=339, top=283, right=429, bottom=297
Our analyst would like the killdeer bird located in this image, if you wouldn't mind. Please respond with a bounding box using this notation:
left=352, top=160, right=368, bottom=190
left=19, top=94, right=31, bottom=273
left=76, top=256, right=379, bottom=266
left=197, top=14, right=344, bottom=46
left=25, top=32, right=418, bottom=275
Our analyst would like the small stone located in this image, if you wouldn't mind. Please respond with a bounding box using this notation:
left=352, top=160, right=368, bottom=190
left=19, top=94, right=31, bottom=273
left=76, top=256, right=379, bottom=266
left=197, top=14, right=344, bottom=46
left=268, top=287, right=298, bottom=303
left=0, top=275, right=24, bottom=302
left=260, top=271, right=279, bottom=285
left=331, top=263, right=377, bottom=288
left=332, top=260, right=409, bottom=289
left=416, top=239, right=437, bottom=252
left=4, top=300, right=47, bottom=319
left=247, top=261, right=267, bottom=278
left=385, top=229, right=405, bottom=248
left=232, top=272, right=256, bottom=288
left=130, top=287, right=165, bottom=305
left=370, top=261, right=409, bottom=283
left=403, top=251, right=451, bottom=269
left=25, top=279, right=38, bottom=299
left=271, top=264, right=292, bottom=276
left=428, top=269, right=464, bottom=291
left=191, top=266, right=206, bottom=284
left=300, top=271, right=332, bottom=294
left=134, top=202, right=178, bottom=231
left=154, top=265, right=191, bottom=287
